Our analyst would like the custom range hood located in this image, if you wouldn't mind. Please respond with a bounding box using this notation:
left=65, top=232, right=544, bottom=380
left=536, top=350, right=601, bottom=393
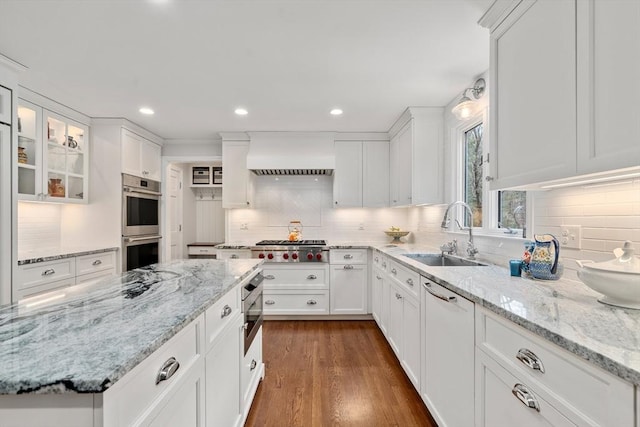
left=246, top=132, right=335, bottom=176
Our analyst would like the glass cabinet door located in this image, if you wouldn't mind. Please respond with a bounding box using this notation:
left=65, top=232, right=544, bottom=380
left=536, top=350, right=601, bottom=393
left=17, top=101, right=42, bottom=199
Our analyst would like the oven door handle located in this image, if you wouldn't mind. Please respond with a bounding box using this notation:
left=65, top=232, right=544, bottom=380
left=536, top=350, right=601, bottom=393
left=124, top=187, right=162, bottom=197
left=124, top=235, right=163, bottom=243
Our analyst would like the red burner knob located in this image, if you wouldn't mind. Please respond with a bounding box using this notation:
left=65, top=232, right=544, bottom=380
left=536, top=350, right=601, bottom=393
left=267, top=253, right=274, bottom=260
left=316, top=253, right=323, bottom=260
left=258, top=253, right=265, bottom=259
left=307, top=253, right=314, bottom=260
left=292, top=253, right=298, bottom=260
left=283, top=253, right=289, bottom=260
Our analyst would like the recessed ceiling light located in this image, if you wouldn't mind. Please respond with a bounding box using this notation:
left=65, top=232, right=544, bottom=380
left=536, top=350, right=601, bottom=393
left=139, top=107, right=154, bottom=115
left=235, top=108, right=248, bottom=116
left=330, top=108, right=343, bottom=116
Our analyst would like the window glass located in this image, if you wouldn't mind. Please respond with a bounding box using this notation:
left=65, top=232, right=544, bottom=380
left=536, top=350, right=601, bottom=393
left=498, top=191, right=526, bottom=230
left=464, top=123, right=483, bottom=227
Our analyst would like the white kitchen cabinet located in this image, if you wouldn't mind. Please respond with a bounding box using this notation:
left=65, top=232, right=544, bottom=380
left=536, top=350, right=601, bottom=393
left=122, top=128, right=162, bottom=181
left=475, top=307, right=635, bottom=426
left=16, top=101, right=90, bottom=203
left=262, top=263, right=330, bottom=316
left=371, top=265, right=384, bottom=328
left=330, top=249, right=368, bottom=315
left=333, top=141, right=362, bottom=207
left=215, top=248, right=251, bottom=260
left=387, top=278, right=420, bottom=390
left=421, top=278, right=474, bottom=427
left=576, top=0, right=640, bottom=175
left=222, top=140, right=253, bottom=209
left=0, top=85, right=11, bottom=125
left=362, top=141, right=389, bottom=207
left=240, top=327, right=263, bottom=422
left=388, top=107, right=443, bottom=206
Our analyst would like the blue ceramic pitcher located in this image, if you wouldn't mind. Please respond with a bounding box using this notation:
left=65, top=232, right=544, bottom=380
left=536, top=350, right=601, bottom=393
left=529, top=234, right=561, bottom=280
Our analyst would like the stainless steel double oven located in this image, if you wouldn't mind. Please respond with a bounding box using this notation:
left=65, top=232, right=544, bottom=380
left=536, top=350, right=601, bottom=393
left=122, top=173, right=161, bottom=271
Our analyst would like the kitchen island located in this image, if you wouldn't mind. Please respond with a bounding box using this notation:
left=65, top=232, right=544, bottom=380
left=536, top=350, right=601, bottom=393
left=0, top=258, right=263, bottom=426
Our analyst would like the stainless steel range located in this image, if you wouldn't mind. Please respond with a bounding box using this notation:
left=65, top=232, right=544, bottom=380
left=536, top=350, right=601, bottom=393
left=251, top=240, right=328, bottom=263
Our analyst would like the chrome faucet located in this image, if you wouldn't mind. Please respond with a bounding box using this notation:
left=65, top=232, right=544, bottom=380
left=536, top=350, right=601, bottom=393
left=441, top=201, right=479, bottom=259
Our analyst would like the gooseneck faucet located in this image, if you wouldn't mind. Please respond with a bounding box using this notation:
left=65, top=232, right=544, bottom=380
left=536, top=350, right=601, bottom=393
left=441, top=201, right=479, bottom=260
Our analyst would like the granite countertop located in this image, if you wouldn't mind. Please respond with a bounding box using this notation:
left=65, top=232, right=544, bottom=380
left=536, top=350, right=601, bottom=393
left=0, top=258, right=262, bottom=394
left=18, top=246, right=119, bottom=266
left=187, top=242, right=223, bottom=247
left=372, top=244, right=640, bottom=386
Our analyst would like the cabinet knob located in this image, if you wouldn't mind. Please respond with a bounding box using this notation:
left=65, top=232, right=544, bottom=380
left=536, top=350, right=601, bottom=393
left=343, top=264, right=354, bottom=270
left=335, top=201, right=338, bottom=205
left=250, top=359, right=257, bottom=371
left=391, top=268, right=397, bottom=275
left=92, top=259, right=102, bottom=266
left=156, top=357, right=180, bottom=385
left=246, top=201, right=250, bottom=206
left=485, top=176, right=494, bottom=181
left=343, top=254, right=353, bottom=259
left=220, top=304, right=233, bottom=318
left=511, top=384, right=540, bottom=412
left=406, top=278, right=414, bottom=286
left=307, top=274, right=317, bottom=280
left=230, top=254, right=239, bottom=259
left=264, top=274, right=275, bottom=280
left=42, top=269, right=55, bottom=276
left=265, top=300, right=275, bottom=305
left=516, top=348, right=545, bottom=373
left=395, top=293, right=402, bottom=299
left=307, top=299, right=317, bottom=305
left=376, top=275, right=382, bottom=280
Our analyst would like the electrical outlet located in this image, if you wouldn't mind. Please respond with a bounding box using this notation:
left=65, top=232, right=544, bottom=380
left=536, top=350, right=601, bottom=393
left=358, top=223, right=364, bottom=230
left=560, top=225, right=581, bottom=249
left=240, top=223, right=248, bottom=230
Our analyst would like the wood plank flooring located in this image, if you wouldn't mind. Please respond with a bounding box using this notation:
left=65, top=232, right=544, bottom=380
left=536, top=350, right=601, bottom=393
left=245, top=320, right=437, bottom=427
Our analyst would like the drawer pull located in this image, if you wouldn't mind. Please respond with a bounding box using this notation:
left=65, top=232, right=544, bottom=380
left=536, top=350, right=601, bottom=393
left=395, top=293, right=402, bottom=299
left=516, top=348, right=545, bottom=373
left=230, top=254, right=239, bottom=259
left=264, top=275, right=275, bottom=280
left=307, top=274, right=317, bottom=280
left=265, top=300, right=275, bottom=305
left=423, top=282, right=456, bottom=303
left=221, top=304, right=232, bottom=318
left=307, top=299, right=317, bottom=305
left=376, top=275, right=382, bottom=280
left=92, top=260, right=102, bottom=266
left=512, top=383, right=540, bottom=412
left=199, top=249, right=209, bottom=253
left=343, top=265, right=354, bottom=270
left=391, top=268, right=397, bottom=275
left=42, top=269, right=55, bottom=276
left=374, top=257, right=379, bottom=262
left=250, top=359, right=257, bottom=371
left=343, top=254, right=353, bottom=259
left=406, top=278, right=414, bottom=286
left=156, top=357, right=180, bottom=385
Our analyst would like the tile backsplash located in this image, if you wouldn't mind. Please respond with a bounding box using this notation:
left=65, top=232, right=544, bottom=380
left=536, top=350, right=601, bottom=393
left=17, top=202, right=62, bottom=252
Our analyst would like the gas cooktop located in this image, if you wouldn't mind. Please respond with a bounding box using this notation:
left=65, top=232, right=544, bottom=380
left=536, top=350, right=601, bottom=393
left=255, top=240, right=327, bottom=246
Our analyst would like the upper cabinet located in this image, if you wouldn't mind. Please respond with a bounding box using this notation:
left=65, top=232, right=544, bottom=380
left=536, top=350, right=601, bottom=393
left=222, top=138, right=253, bottom=209
left=17, top=100, right=89, bottom=203
left=388, top=107, right=443, bottom=207
left=121, top=128, right=162, bottom=181
left=481, top=0, right=640, bottom=189
left=0, top=85, right=11, bottom=125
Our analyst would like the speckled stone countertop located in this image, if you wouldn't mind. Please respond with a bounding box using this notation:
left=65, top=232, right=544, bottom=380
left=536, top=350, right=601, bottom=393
left=0, top=258, right=262, bottom=394
left=18, top=246, right=119, bottom=266
left=372, top=244, right=640, bottom=386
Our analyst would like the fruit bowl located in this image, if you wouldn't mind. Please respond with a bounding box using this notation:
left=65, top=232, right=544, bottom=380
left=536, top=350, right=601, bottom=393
left=384, top=230, right=410, bottom=243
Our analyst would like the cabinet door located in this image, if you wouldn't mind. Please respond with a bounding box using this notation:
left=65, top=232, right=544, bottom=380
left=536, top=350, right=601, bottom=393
left=490, top=0, right=577, bottom=189
left=371, top=267, right=383, bottom=326
left=422, top=280, right=474, bottom=427
left=387, top=281, right=404, bottom=357
left=0, top=85, right=11, bottom=125
left=205, top=316, right=241, bottom=427
left=330, top=264, right=367, bottom=314
left=389, top=133, right=400, bottom=207
left=333, top=141, right=362, bottom=207
left=222, top=141, right=251, bottom=208
left=576, top=0, right=640, bottom=174
left=396, top=122, right=413, bottom=206
left=363, top=141, right=389, bottom=207
left=141, top=140, right=162, bottom=181
left=402, top=291, right=420, bottom=390
left=17, top=100, right=43, bottom=200
left=122, top=129, right=143, bottom=177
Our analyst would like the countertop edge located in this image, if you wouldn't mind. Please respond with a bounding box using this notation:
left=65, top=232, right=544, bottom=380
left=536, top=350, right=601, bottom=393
left=18, top=247, right=120, bottom=266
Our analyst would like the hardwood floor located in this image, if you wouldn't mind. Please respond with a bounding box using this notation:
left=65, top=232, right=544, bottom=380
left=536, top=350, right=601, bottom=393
left=245, top=320, right=437, bottom=427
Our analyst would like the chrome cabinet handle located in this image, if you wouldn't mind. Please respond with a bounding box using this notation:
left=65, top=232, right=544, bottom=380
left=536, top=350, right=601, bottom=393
left=265, top=300, right=275, bottom=305
left=92, top=260, right=102, bottom=266
left=374, top=257, right=379, bottom=262
left=391, top=268, right=397, bottom=275
left=250, top=359, right=257, bottom=371
left=485, top=176, right=494, bottom=182
left=221, top=304, right=232, bottom=318
left=42, top=269, right=55, bottom=276
left=307, top=300, right=317, bottom=305
left=343, top=265, right=354, bottom=270
left=376, top=275, right=382, bottom=280
left=156, top=357, right=180, bottom=385
left=423, top=282, right=456, bottom=303
left=307, top=274, right=317, bottom=280
left=406, top=278, right=414, bottom=286
left=382, top=262, right=387, bottom=268
left=199, top=249, right=209, bottom=253
left=395, top=293, right=402, bottom=299
left=230, top=254, right=239, bottom=259
left=343, top=254, right=353, bottom=259
left=512, top=384, right=540, bottom=412
left=264, top=274, right=275, bottom=280
left=516, top=348, right=545, bottom=373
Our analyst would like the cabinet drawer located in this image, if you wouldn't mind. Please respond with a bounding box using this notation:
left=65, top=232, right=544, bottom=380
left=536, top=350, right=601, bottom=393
left=205, top=286, right=240, bottom=351
left=216, top=249, right=251, bottom=260
left=263, top=290, right=329, bottom=315
left=372, top=251, right=386, bottom=271
left=330, top=249, right=367, bottom=264
left=187, top=246, right=216, bottom=256
left=241, top=327, right=263, bottom=407
left=16, top=258, right=76, bottom=290
left=76, top=251, right=116, bottom=276
left=262, top=265, right=328, bottom=289
left=103, top=316, right=203, bottom=427
left=477, top=308, right=634, bottom=426
left=387, top=259, right=419, bottom=298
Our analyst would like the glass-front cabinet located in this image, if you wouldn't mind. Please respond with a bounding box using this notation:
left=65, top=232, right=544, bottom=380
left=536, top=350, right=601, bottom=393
left=17, top=101, right=89, bottom=203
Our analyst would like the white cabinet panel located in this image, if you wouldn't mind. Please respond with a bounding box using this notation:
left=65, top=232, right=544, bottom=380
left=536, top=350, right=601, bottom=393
left=0, top=85, right=11, bottom=124
left=388, top=279, right=420, bottom=390
left=263, top=290, right=329, bottom=315
left=330, top=263, right=367, bottom=314
left=363, top=141, right=389, bottom=207
left=215, top=249, right=251, bottom=260
left=333, top=141, right=362, bottom=207
left=122, top=129, right=162, bottom=181
left=222, top=141, right=252, bottom=209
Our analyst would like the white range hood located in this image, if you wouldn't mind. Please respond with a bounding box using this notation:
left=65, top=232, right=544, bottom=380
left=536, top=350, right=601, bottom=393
left=246, top=132, right=335, bottom=176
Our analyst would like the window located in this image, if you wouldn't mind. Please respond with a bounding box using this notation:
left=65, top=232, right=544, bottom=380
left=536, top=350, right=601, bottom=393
left=458, top=118, right=527, bottom=235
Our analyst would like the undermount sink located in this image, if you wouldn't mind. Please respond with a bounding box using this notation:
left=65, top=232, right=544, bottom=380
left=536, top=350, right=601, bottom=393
left=402, top=253, right=487, bottom=267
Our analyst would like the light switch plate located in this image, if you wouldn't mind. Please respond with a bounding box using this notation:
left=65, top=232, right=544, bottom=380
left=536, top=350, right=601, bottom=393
left=561, top=225, right=581, bottom=249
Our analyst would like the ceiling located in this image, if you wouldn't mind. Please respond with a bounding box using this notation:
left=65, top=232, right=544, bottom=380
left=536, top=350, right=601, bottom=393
left=0, top=0, right=491, bottom=140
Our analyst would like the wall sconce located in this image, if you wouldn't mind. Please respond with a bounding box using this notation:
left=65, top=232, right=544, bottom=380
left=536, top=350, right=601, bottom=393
left=451, top=78, right=486, bottom=121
